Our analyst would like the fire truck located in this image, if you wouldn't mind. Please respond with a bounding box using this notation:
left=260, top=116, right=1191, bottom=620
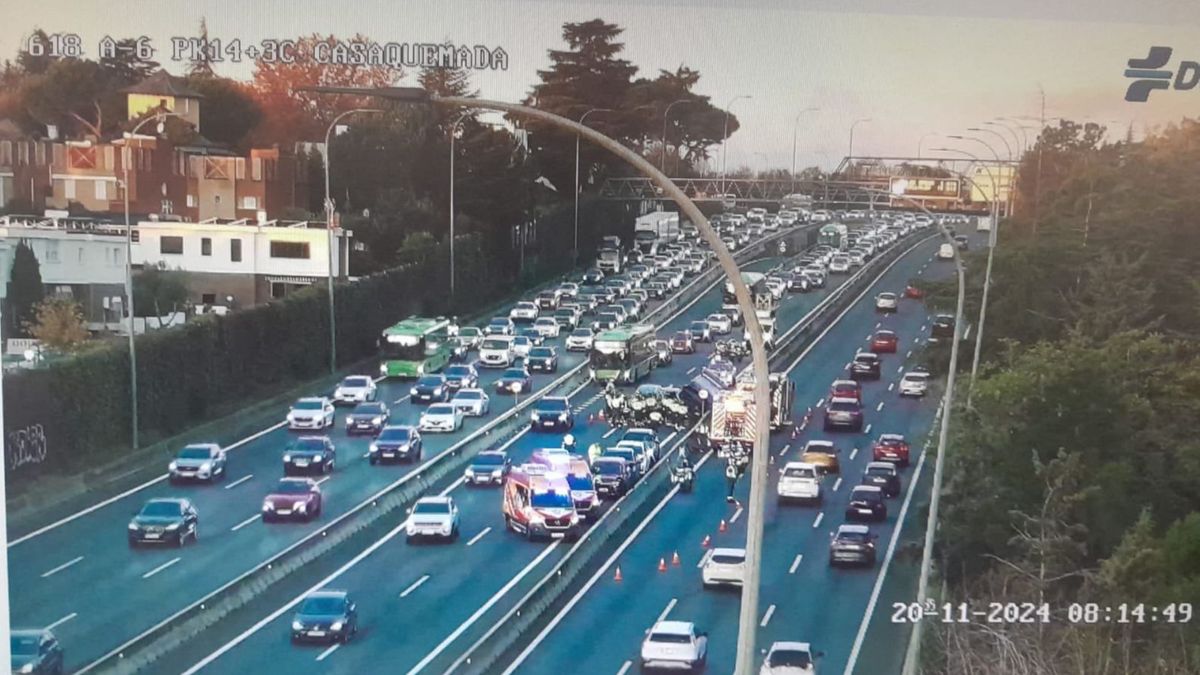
left=707, top=371, right=795, bottom=450
left=502, top=464, right=582, bottom=540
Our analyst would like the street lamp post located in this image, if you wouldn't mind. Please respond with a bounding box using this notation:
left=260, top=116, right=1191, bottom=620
left=790, top=107, right=819, bottom=193
left=323, top=108, right=382, bottom=375
left=575, top=107, right=611, bottom=265
left=121, top=111, right=184, bottom=450
left=448, top=111, right=473, bottom=301
left=300, top=85, right=770, bottom=674
left=661, top=99, right=693, bottom=173
left=967, top=127, right=1012, bottom=216
left=917, top=132, right=939, bottom=160
left=720, top=95, right=752, bottom=195
left=847, top=117, right=871, bottom=166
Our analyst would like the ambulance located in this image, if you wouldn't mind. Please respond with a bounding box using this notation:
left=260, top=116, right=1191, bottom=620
left=502, top=464, right=583, bottom=540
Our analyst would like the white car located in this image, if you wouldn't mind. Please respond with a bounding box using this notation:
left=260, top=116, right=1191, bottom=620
left=532, top=317, right=561, bottom=338
left=406, top=496, right=460, bottom=542
left=419, top=403, right=464, bottom=432
left=777, top=461, right=822, bottom=504
left=479, top=337, right=515, bottom=368
left=701, top=547, right=746, bottom=589
left=706, top=313, right=733, bottom=335
left=641, top=621, right=708, bottom=671
left=332, top=375, right=377, bottom=405
left=565, top=328, right=594, bottom=352
left=828, top=256, right=850, bottom=274
left=286, top=397, right=335, bottom=430
left=898, top=371, right=930, bottom=397
left=509, top=301, right=539, bottom=321
left=451, top=388, right=490, bottom=416
left=760, top=641, right=820, bottom=674
left=511, top=336, right=534, bottom=358
left=937, top=243, right=955, bottom=260
left=557, top=282, right=579, bottom=298
left=875, top=292, right=898, bottom=313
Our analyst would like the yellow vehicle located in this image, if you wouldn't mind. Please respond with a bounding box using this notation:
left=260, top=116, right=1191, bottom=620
left=800, top=439, right=840, bottom=474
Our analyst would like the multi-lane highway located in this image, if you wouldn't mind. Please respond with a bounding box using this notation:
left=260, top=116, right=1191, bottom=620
left=503, top=231, right=976, bottom=674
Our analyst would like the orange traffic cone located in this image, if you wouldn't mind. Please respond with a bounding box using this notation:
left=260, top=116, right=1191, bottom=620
left=614, top=565, right=623, bottom=582
left=701, top=535, right=711, bottom=548
left=588, top=413, right=595, bottom=425
left=719, top=519, right=728, bottom=533
left=672, top=551, right=681, bottom=566
left=658, top=557, right=668, bottom=572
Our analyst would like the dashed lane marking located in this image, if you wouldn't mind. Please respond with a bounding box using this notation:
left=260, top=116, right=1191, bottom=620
left=41, top=556, right=85, bottom=578
left=46, top=613, right=77, bottom=631
left=467, top=527, right=492, bottom=546
left=833, top=478, right=842, bottom=492
left=316, top=644, right=340, bottom=662
left=789, top=554, right=804, bottom=574
left=399, top=574, right=431, bottom=598
left=224, top=474, right=254, bottom=490
left=730, top=506, right=744, bottom=523
left=231, top=515, right=260, bottom=532
left=141, top=557, right=181, bottom=579
left=813, top=512, right=824, bottom=529
left=760, top=604, right=777, bottom=627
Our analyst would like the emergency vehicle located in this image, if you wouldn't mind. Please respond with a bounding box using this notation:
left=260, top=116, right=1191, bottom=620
left=502, top=464, right=582, bottom=540
left=707, top=371, right=795, bottom=447
left=530, top=450, right=600, bottom=520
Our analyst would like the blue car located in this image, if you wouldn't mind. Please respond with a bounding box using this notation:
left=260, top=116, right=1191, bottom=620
left=410, top=374, right=450, bottom=403
left=291, top=590, right=358, bottom=645
left=531, top=396, right=573, bottom=431
left=495, top=367, right=533, bottom=394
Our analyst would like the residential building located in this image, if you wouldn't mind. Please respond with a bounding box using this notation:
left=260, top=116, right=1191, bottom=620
left=122, top=70, right=203, bottom=130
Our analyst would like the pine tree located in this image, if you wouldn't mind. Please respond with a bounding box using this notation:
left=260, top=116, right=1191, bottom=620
left=187, top=18, right=216, bottom=78
left=8, top=240, right=44, bottom=337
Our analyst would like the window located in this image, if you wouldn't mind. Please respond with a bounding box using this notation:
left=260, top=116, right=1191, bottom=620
left=77, top=247, right=84, bottom=264
left=160, top=236, right=184, bottom=255
left=230, top=238, right=243, bottom=262
left=95, top=180, right=107, bottom=200
left=201, top=293, right=216, bottom=305
left=241, top=196, right=258, bottom=210
left=64, top=179, right=76, bottom=199
left=201, top=237, right=212, bottom=256
left=269, top=241, right=310, bottom=259
left=113, top=247, right=123, bottom=265
left=186, top=194, right=196, bottom=208
left=44, top=240, right=59, bottom=264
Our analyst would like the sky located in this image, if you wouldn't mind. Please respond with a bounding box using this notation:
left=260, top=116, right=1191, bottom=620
left=4, top=0, right=1199, bottom=172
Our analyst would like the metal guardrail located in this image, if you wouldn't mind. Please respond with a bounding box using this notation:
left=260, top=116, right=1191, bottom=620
left=450, top=228, right=935, bottom=673
left=86, top=225, right=810, bottom=673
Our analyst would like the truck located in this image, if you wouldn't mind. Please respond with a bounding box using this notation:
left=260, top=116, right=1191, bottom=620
left=597, top=246, right=624, bottom=274
left=634, top=211, right=680, bottom=254
left=976, top=214, right=993, bottom=232
left=707, top=371, right=796, bottom=444
left=721, top=272, right=767, bottom=327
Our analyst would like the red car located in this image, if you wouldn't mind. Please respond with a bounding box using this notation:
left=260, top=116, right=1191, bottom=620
left=870, top=330, right=899, bottom=353
left=830, top=379, right=862, bottom=403
left=262, top=477, right=323, bottom=522
left=905, top=285, right=924, bottom=299
left=872, top=434, right=911, bottom=467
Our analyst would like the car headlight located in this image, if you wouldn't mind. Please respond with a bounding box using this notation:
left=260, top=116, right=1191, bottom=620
left=434, top=387, right=443, bottom=395
left=128, top=523, right=139, bottom=531
left=292, top=620, right=304, bottom=631
left=20, top=663, right=35, bottom=674
left=262, top=501, right=274, bottom=511
left=465, top=468, right=475, bottom=476
left=417, top=364, right=425, bottom=375
left=492, top=468, right=503, bottom=477
left=410, top=387, right=418, bottom=396
left=286, top=414, right=296, bottom=422
left=168, top=461, right=178, bottom=471
left=559, top=412, right=568, bottom=421
left=283, top=454, right=292, bottom=463
left=296, top=502, right=307, bottom=512
left=569, top=512, right=580, bottom=525
left=331, top=621, right=344, bottom=631
left=369, top=443, right=378, bottom=453
left=379, top=364, right=388, bottom=375
left=165, top=523, right=180, bottom=530
left=200, top=461, right=212, bottom=472
left=372, top=416, right=383, bottom=424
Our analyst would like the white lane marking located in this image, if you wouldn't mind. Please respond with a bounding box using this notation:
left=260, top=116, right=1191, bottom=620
left=662, top=431, right=678, bottom=446
left=789, top=554, right=804, bottom=574
left=816, top=397, right=825, bottom=408
left=865, top=334, right=872, bottom=342
left=141, top=557, right=182, bottom=579
left=314, top=476, right=331, bottom=486
left=656, top=598, right=678, bottom=624
left=730, top=506, right=745, bottom=523
left=399, top=574, right=431, bottom=598
left=778, top=443, right=791, bottom=457
left=897, top=365, right=905, bottom=374
left=849, top=447, right=859, bottom=461
left=224, top=474, right=254, bottom=490
left=877, top=401, right=885, bottom=412
left=617, top=661, right=633, bottom=675
left=874, top=321, right=881, bottom=329
left=812, top=512, right=824, bottom=529
left=46, top=612, right=78, bottom=630
left=407, top=543, right=560, bottom=675
left=697, top=549, right=713, bottom=569
left=920, top=324, right=927, bottom=332
left=844, top=362, right=851, bottom=370
left=315, top=643, right=340, bottom=662
left=10, top=420, right=288, bottom=548
left=833, top=478, right=843, bottom=492
left=905, top=350, right=913, bottom=359
left=230, top=514, right=260, bottom=532
left=760, top=604, right=777, bottom=627
left=41, top=555, right=85, bottom=578
left=686, top=366, right=698, bottom=375
left=887, top=383, right=895, bottom=392
left=844, top=438, right=931, bottom=674
left=914, top=337, right=921, bottom=344
left=393, top=394, right=412, bottom=404
left=864, top=423, right=873, bottom=435
left=467, top=527, right=492, bottom=546
left=603, top=428, right=618, bottom=439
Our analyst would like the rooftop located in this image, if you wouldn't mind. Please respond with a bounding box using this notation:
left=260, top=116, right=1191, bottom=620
left=121, top=70, right=205, bottom=98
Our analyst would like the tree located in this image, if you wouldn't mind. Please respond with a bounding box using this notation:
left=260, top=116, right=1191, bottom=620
left=98, top=38, right=159, bottom=85
left=132, top=263, right=190, bottom=327
left=23, top=297, right=88, bottom=351
left=19, top=58, right=113, bottom=137
left=7, top=240, right=43, bottom=337
left=625, top=66, right=734, bottom=174
left=16, top=29, right=56, bottom=75
left=184, top=75, right=262, bottom=147
left=247, top=34, right=401, bottom=145
left=187, top=18, right=216, bottom=78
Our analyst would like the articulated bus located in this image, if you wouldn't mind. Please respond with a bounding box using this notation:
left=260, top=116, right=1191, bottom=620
left=589, top=324, right=657, bottom=385
left=378, top=316, right=454, bottom=378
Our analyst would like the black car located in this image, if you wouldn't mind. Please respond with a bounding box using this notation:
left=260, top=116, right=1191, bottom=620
left=444, top=364, right=479, bottom=390
left=582, top=268, right=605, bottom=285
left=845, top=485, right=888, bottom=522
left=824, top=397, right=864, bottom=432
left=284, top=436, right=337, bottom=475
left=531, top=396, right=574, bottom=431
left=526, top=346, right=559, bottom=373
left=591, top=313, right=620, bottom=332
left=787, top=273, right=811, bottom=292
left=496, top=367, right=534, bottom=394
left=128, top=498, right=198, bottom=547
left=464, top=450, right=512, bottom=486
left=345, top=401, right=390, bottom=435
left=369, top=425, right=422, bottom=464
left=10, top=629, right=64, bottom=675
left=828, top=524, right=878, bottom=567
left=410, top=374, right=450, bottom=403
left=863, top=461, right=902, bottom=498
left=931, top=314, right=956, bottom=340
left=954, top=234, right=969, bottom=250
left=670, top=331, right=695, bottom=354
left=291, top=590, right=358, bottom=644
left=593, top=457, right=633, bottom=497
left=849, top=352, right=882, bottom=381
left=644, top=281, right=668, bottom=299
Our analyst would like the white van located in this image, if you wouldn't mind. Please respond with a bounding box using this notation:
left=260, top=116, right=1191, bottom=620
left=937, top=243, right=955, bottom=260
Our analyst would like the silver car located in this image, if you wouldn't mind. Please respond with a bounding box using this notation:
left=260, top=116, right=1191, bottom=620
left=451, top=388, right=491, bottom=417
left=168, top=443, right=226, bottom=483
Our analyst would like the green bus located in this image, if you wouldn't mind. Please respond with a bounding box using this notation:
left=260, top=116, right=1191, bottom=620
left=589, top=324, right=657, bottom=385
left=818, top=223, right=848, bottom=250
left=378, top=317, right=454, bottom=378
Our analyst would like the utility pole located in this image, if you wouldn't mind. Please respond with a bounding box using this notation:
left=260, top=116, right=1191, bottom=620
left=1032, top=86, right=1045, bottom=237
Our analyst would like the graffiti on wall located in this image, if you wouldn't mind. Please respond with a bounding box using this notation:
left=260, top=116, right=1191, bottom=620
left=7, top=424, right=48, bottom=471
